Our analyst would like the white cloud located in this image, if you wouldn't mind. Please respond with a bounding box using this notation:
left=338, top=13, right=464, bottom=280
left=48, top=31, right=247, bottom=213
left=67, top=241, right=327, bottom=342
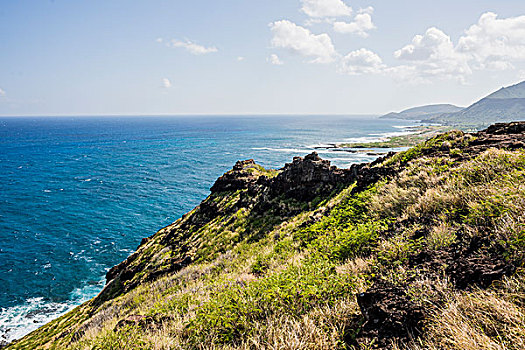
left=269, top=20, right=336, bottom=63
left=395, top=27, right=457, bottom=61
left=267, top=9, right=525, bottom=83
left=392, top=13, right=525, bottom=82
left=155, top=38, right=163, bottom=43
left=333, top=8, right=376, bottom=37
left=304, top=17, right=337, bottom=27
left=162, top=78, right=172, bottom=88
left=268, top=54, right=284, bottom=65
left=168, top=39, right=218, bottom=55
left=237, top=56, right=245, bottom=61
left=358, top=7, right=374, bottom=15
left=300, top=0, right=352, bottom=18
left=393, top=27, right=471, bottom=82
left=457, top=12, right=525, bottom=70
left=339, top=48, right=385, bottom=75
left=0, top=88, right=5, bottom=96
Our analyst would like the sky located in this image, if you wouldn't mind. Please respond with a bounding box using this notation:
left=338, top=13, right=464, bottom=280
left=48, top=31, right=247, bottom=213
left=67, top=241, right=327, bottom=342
left=2, top=0, right=525, bottom=116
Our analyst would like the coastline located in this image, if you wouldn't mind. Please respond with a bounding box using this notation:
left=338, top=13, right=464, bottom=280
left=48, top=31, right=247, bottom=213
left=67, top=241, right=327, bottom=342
left=0, top=116, right=420, bottom=344
left=313, top=123, right=450, bottom=156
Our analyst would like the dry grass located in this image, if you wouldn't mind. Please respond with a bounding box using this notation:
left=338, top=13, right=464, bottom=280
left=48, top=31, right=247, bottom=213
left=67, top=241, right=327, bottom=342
left=426, top=221, right=456, bottom=250
left=200, top=298, right=359, bottom=350
left=407, top=274, right=525, bottom=350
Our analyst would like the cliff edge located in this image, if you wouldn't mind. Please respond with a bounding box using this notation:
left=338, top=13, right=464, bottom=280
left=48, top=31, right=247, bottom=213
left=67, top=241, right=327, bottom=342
left=6, top=122, right=525, bottom=350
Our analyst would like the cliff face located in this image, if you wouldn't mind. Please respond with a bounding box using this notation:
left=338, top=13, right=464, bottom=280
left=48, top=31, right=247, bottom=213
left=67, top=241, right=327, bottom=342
left=7, top=122, right=525, bottom=350
left=100, top=152, right=362, bottom=302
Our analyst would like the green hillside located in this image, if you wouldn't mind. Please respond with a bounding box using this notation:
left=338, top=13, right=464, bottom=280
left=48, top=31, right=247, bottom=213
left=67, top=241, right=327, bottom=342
left=382, top=81, right=525, bottom=128
left=436, top=98, right=525, bottom=127
left=381, top=104, right=463, bottom=121
left=6, top=122, right=525, bottom=350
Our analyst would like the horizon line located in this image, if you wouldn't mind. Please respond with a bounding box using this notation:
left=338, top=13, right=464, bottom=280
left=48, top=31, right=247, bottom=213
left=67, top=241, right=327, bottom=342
left=0, top=113, right=382, bottom=118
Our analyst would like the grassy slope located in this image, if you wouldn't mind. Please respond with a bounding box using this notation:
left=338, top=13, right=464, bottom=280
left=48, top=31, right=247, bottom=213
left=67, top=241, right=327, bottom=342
left=7, top=127, right=525, bottom=350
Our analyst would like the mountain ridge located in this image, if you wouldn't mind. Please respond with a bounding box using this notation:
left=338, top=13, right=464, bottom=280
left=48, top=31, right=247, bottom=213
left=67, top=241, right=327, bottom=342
left=383, top=80, right=525, bottom=127
left=381, top=104, right=463, bottom=121
left=487, top=80, right=525, bottom=99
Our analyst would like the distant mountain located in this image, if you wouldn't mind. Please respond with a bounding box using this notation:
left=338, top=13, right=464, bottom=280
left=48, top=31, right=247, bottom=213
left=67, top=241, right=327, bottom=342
left=435, top=99, right=525, bottom=127
left=429, top=81, right=525, bottom=127
left=382, top=81, right=525, bottom=129
left=486, top=81, right=525, bottom=99
left=381, top=104, right=463, bottom=121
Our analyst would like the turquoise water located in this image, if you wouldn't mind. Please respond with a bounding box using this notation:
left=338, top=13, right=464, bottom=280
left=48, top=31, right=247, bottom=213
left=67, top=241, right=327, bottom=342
left=0, top=115, right=416, bottom=341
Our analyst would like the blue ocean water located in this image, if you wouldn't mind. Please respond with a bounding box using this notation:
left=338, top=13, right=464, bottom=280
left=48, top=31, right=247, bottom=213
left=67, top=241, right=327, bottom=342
left=0, top=115, right=417, bottom=341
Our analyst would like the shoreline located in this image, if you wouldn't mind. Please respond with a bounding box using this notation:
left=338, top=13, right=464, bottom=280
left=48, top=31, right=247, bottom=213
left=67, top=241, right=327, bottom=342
left=314, top=125, right=450, bottom=153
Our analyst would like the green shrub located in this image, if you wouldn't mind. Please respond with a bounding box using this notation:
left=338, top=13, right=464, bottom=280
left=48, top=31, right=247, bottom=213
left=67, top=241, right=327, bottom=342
left=186, top=260, right=356, bottom=345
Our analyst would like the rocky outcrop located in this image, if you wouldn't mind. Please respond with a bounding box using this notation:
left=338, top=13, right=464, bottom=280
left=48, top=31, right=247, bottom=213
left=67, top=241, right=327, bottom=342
left=355, top=282, right=425, bottom=347
left=264, top=152, right=355, bottom=201
left=470, top=121, right=525, bottom=152
left=212, top=152, right=357, bottom=201
left=100, top=153, right=366, bottom=302
left=210, top=160, right=261, bottom=193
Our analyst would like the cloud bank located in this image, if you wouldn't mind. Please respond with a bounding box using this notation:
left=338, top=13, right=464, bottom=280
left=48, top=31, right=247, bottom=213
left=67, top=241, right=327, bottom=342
left=269, top=9, right=525, bottom=84
left=392, top=12, right=525, bottom=81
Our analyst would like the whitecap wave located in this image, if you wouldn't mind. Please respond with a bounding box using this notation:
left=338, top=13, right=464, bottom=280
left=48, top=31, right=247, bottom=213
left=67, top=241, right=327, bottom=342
left=0, top=281, right=103, bottom=343
left=341, top=136, right=386, bottom=144
left=392, top=125, right=418, bottom=129
left=251, top=147, right=351, bottom=156
left=343, top=127, right=417, bottom=145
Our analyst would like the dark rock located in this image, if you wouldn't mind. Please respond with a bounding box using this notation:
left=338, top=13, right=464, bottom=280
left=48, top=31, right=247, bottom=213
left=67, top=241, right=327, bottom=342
left=351, top=163, right=396, bottom=194
left=483, top=121, right=525, bottom=135
left=211, top=159, right=260, bottom=193
left=105, top=251, right=140, bottom=283
left=467, top=121, right=525, bottom=155
left=139, top=237, right=150, bottom=246
left=354, top=282, right=425, bottom=348
left=408, top=237, right=517, bottom=291
left=265, top=152, right=355, bottom=201
left=446, top=252, right=516, bottom=289
left=114, top=314, right=173, bottom=332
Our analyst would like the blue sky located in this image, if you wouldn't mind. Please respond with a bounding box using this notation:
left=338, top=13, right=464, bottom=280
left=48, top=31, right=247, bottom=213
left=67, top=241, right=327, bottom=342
left=2, top=0, right=525, bottom=115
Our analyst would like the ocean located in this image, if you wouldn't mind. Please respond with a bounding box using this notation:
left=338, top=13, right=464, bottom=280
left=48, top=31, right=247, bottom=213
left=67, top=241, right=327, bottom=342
left=0, top=115, right=417, bottom=342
